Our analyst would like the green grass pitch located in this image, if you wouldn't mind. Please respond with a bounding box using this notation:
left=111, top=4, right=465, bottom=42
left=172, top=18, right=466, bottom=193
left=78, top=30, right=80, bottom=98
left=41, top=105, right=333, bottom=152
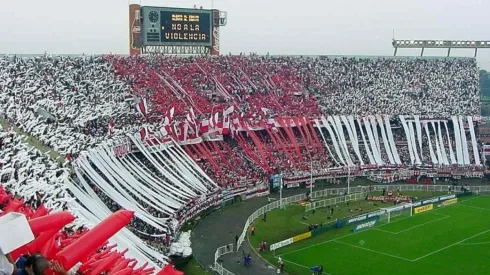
left=249, top=193, right=490, bottom=275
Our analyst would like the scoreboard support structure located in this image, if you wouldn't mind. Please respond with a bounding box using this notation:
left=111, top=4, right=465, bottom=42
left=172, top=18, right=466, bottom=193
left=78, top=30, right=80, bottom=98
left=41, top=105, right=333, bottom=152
left=129, top=4, right=227, bottom=56
left=141, top=45, right=209, bottom=55
left=392, top=39, right=490, bottom=57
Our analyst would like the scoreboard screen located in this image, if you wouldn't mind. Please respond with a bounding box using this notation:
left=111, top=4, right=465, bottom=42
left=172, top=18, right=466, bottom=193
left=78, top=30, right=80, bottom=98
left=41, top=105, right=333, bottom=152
left=141, top=7, right=212, bottom=47
left=160, top=11, right=211, bottom=44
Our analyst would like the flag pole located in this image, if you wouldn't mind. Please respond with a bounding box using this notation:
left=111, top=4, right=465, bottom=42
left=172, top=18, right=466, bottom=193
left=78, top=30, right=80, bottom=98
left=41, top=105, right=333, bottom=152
left=280, top=175, right=283, bottom=209
left=309, top=148, right=313, bottom=196
left=347, top=166, right=351, bottom=195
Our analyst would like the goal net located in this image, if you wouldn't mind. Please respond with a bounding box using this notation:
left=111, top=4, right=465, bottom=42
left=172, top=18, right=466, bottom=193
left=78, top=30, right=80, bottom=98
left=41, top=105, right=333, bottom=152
left=379, top=203, right=413, bottom=224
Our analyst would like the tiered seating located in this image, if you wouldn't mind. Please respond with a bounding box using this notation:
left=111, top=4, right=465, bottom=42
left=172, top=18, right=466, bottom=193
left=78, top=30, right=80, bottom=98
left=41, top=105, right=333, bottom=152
left=0, top=54, right=483, bottom=272
left=0, top=125, right=167, bottom=273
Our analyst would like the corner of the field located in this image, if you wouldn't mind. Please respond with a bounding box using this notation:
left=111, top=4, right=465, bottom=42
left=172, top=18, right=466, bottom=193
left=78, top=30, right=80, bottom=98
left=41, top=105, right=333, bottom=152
left=246, top=235, right=288, bottom=274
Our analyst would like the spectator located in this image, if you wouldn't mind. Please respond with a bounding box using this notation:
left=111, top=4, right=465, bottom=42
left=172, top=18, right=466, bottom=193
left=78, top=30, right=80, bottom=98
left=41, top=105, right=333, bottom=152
left=0, top=254, right=16, bottom=275
left=16, top=255, right=51, bottom=275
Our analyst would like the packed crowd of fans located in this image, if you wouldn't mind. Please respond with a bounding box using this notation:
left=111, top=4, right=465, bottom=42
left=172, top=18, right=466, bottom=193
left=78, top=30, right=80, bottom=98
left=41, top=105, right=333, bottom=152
left=0, top=124, right=168, bottom=269
left=0, top=54, right=482, bottom=270
left=0, top=55, right=144, bottom=157
left=310, top=57, right=480, bottom=116
left=0, top=124, right=70, bottom=213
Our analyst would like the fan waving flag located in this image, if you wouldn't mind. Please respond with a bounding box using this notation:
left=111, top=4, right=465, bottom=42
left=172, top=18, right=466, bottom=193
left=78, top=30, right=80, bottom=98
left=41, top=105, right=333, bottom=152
left=163, top=107, right=175, bottom=126
left=223, top=106, right=234, bottom=116
left=136, top=98, right=149, bottom=117
left=107, top=120, right=115, bottom=136
left=209, top=113, right=215, bottom=128
left=139, top=126, right=148, bottom=141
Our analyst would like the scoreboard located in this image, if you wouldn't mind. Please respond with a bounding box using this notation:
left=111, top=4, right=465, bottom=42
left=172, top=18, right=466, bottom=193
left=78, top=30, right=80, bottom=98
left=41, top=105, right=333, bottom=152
left=141, top=7, right=212, bottom=46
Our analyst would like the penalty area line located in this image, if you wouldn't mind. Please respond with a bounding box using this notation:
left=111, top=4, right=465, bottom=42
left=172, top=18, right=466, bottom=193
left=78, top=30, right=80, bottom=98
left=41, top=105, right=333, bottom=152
left=457, top=241, right=490, bottom=246
left=454, top=204, right=490, bottom=212
left=412, top=228, right=490, bottom=262
left=279, top=197, right=468, bottom=259
left=333, top=240, right=413, bottom=262
left=390, top=215, right=450, bottom=235
left=279, top=210, right=418, bottom=257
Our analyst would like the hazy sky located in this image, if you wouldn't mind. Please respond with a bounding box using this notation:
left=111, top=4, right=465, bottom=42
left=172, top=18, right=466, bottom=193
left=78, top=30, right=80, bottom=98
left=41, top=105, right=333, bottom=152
left=1, top=0, right=489, bottom=69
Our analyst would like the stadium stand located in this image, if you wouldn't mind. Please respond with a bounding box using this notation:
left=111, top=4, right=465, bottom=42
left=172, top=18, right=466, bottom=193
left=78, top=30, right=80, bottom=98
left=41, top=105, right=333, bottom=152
left=0, top=54, right=484, bottom=272
left=0, top=124, right=168, bottom=273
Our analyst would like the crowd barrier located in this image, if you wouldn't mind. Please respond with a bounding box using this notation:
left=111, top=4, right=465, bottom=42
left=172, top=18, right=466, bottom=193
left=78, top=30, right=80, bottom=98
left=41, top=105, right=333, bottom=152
left=213, top=243, right=234, bottom=275
left=236, top=186, right=367, bottom=251
left=305, top=192, right=366, bottom=212
left=214, top=184, right=490, bottom=274
left=372, top=184, right=490, bottom=194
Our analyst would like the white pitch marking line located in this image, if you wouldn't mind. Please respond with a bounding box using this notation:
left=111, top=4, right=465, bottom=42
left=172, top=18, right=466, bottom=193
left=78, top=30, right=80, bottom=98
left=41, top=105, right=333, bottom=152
left=278, top=258, right=333, bottom=275
left=429, top=212, right=451, bottom=218
left=412, top=228, right=490, bottom=262
left=277, top=226, right=365, bottom=257
left=333, top=240, right=413, bottom=262
left=377, top=214, right=413, bottom=227
left=374, top=215, right=450, bottom=235
left=372, top=228, right=395, bottom=234
left=457, top=241, right=490, bottom=246
left=392, top=216, right=450, bottom=234
left=278, top=198, right=467, bottom=258
left=455, top=204, right=490, bottom=211
left=280, top=210, right=425, bottom=257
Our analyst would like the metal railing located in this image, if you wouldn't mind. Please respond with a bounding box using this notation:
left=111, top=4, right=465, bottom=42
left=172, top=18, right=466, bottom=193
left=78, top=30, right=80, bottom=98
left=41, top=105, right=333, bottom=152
left=213, top=263, right=235, bottom=275
left=305, top=192, right=366, bottom=212
left=373, top=184, right=490, bottom=194
left=213, top=243, right=234, bottom=275
left=235, top=186, right=359, bottom=251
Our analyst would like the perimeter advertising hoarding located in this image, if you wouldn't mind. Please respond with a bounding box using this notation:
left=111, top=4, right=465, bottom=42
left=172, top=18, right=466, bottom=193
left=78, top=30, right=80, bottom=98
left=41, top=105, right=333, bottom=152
left=141, top=6, right=212, bottom=46
left=346, top=194, right=457, bottom=224
left=414, top=204, right=434, bottom=214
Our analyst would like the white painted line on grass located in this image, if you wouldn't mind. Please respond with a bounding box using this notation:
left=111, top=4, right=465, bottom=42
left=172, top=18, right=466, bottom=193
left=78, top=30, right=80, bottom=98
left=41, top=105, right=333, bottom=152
left=411, top=228, right=490, bottom=262
left=377, top=214, right=413, bottom=227
left=374, top=215, right=450, bottom=235
left=429, top=212, right=451, bottom=218
left=455, top=204, right=490, bottom=211
left=278, top=227, right=364, bottom=257
left=333, top=240, right=413, bottom=262
left=279, top=196, right=480, bottom=261
left=372, top=228, right=395, bottom=234
left=280, top=209, right=429, bottom=257
left=279, top=258, right=333, bottom=275
left=392, top=216, right=450, bottom=234
left=457, top=241, right=490, bottom=246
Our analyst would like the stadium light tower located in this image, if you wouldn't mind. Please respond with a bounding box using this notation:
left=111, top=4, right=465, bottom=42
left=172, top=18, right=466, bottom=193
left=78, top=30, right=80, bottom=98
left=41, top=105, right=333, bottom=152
left=392, top=39, right=490, bottom=57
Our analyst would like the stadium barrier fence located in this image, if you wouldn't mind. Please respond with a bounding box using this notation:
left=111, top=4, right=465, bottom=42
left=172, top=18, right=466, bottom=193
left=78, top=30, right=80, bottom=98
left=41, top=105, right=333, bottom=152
left=213, top=243, right=234, bottom=275
left=373, top=184, right=490, bottom=194
left=305, top=192, right=366, bottom=212
left=214, top=184, right=490, bottom=274
left=236, top=186, right=367, bottom=251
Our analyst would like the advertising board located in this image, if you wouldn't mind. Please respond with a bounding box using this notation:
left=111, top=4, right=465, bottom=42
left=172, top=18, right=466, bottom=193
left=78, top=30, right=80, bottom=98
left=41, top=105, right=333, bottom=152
left=414, top=204, right=434, bottom=214
left=352, top=218, right=379, bottom=232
